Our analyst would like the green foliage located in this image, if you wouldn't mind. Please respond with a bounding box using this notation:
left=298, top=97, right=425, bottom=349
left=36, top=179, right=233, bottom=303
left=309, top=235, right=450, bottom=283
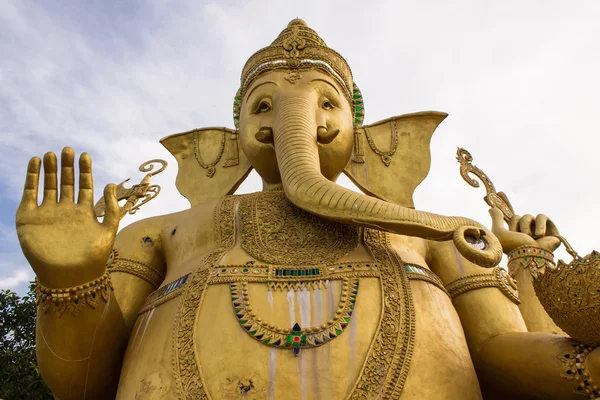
left=0, top=286, right=52, bottom=400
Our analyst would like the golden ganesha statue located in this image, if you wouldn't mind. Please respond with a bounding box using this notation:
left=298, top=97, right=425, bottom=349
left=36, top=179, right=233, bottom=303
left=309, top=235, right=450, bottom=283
left=15, top=19, right=600, bottom=400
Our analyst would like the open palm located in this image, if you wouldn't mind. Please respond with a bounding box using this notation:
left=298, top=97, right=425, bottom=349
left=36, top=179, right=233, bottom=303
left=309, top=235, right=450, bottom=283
left=15, top=148, right=120, bottom=288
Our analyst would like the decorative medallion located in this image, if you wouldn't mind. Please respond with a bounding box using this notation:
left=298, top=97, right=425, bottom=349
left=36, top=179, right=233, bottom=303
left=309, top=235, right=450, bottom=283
left=239, top=191, right=358, bottom=265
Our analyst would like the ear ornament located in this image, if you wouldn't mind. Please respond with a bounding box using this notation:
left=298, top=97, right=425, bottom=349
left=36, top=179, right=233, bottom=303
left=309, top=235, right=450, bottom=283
left=223, top=131, right=240, bottom=167
left=364, top=120, right=399, bottom=167
left=351, top=82, right=367, bottom=163
left=193, top=130, right=226, bottom=178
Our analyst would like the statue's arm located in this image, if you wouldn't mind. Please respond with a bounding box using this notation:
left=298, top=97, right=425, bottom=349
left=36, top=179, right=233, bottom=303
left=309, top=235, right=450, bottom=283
left=427, top=240, right=593, bottom=400
left=35, top=216, right=165, bottom=400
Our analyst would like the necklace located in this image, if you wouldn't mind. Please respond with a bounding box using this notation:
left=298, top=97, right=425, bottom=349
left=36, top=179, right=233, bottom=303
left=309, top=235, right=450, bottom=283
left=364, top=120, right=399, bottom=167
left=230, top=278, right=359, bottom=356
left=193, top=130, right=226, bottom=178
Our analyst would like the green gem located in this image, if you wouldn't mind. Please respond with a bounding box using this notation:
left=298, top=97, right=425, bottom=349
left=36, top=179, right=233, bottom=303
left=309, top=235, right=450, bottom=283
left=286, top=336, right=294, bottom=343
left=353, top=94, right=361, bottom=99
left=239, top=320, right=248, bottom=324
left=344, top=317, right=350, bottom=323
left=221, top=269, right=227, bottom=273
left=524, top=257, right=529, bottom=261
left=243, top=268, right=248, bottom=272
left=355, top=106, right=363, bottom=111
left=263, top=339, right=271, bottom=344
left=249, top=331, right=257, bottom=335
left=335, top=329, right=342, bottom=335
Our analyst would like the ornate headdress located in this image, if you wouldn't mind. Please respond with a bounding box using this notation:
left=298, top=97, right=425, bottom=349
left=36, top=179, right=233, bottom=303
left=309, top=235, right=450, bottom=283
left=233, top=19, right=364, bottom=128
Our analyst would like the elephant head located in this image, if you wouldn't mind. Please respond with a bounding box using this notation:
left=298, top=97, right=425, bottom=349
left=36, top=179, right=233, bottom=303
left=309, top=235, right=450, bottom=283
left=162, top=19, right=502, bottom=268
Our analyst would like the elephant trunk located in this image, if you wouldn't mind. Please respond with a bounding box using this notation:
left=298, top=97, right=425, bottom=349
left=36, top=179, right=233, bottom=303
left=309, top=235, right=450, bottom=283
left=272, top=95, right=502, bottom=267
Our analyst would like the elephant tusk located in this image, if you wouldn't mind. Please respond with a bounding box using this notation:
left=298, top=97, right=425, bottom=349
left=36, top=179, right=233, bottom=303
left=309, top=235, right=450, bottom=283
left=255, top=127, right=274, bottom=144
left=317, top=127, right=340, bottom=144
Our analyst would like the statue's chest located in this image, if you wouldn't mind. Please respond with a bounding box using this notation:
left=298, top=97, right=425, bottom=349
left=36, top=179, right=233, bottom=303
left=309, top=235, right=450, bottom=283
left=166, top=194, right=421, bottom=399
left=237, top=190, right=359, bottom=265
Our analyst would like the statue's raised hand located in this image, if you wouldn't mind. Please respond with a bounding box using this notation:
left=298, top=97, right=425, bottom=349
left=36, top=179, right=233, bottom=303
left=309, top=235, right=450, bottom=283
left=16, top=147, right=120, bottom=288
left=489, top=208, right=561, bottom=254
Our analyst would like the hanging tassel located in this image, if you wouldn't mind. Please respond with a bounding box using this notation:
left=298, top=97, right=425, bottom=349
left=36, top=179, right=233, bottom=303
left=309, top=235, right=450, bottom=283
left=352, top=129, right=365, bottom=163
left=223, top=131, right=240, bottom=167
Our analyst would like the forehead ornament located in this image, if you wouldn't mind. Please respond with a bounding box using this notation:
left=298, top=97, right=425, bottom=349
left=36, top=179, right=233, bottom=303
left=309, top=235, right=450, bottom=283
left=233, top=19, right=365, bottom=129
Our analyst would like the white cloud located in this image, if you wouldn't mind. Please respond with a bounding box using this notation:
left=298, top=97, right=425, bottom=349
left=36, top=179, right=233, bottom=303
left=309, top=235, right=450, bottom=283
left=0, top=268, right=33, bottom=290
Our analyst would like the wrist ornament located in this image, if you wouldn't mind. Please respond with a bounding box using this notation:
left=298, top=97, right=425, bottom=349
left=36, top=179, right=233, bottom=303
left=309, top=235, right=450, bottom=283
left=507, top=245, right=555, bottom=279
left=35, top=271, right=112, bottom=317
left=445, top=266, right=520, bottom=305
left=561, top=344, right=600, bottom=399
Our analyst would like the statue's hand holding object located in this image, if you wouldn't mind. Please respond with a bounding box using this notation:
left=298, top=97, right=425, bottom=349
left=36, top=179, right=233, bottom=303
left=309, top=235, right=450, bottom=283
left=15, top=147, right=120, bottom=289
left=489, top=208, right=561, bottom=254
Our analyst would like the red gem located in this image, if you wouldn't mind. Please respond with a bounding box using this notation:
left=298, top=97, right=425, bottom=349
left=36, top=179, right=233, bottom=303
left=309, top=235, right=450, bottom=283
left=294, top=337, right=300, bottom=342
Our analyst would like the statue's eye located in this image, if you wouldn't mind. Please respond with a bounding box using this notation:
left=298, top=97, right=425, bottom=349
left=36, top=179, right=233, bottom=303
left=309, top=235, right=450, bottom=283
left=322, top=100, right=334, bottom=110
left=255, top=100, right=271, bottom=113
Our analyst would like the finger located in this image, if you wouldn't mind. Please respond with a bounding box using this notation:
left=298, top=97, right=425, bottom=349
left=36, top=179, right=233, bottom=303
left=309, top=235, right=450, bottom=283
left=518, top=214, right=534, bottom=236
left=77, top=152, right=94, bottom=206
left=59, top=147, right=75, bottom=203
left=102, top=184, right=120, bottom=231
left=545, top=219, right=560, bottom=237
left=42, top=152, right=58, bottom=205
left=19, top=157, right=41, bottom=209
left=508, top=215, right=521, bottom=232
left=489, top=207, right=506, bottom=233
left=534, top=214, right=548, bottom=238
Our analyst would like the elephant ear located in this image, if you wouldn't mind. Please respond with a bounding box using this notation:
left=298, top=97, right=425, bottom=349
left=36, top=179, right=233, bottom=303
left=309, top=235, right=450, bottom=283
left=160, top=127, right=252, bottom=206
left=344, top=111, right=448, bottom=208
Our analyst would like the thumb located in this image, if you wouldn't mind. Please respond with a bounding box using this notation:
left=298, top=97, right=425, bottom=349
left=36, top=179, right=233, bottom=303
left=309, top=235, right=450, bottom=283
left=102, top=183, right=120, bottom=231
left=488, top=207, right=536, bottom=253
left=488, top=207, right=506, bottom=234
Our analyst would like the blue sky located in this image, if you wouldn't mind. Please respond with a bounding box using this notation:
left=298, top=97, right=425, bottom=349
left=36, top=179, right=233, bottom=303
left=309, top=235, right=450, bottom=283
left=1, top=0, right=600, bottom=295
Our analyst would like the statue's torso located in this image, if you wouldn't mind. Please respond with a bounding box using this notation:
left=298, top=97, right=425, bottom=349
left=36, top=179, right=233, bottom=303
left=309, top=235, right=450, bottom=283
left=116, top=192, right=482, bottom=399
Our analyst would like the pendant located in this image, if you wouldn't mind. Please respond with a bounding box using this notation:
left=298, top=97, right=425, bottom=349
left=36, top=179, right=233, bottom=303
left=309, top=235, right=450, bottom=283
left=287, top=323, right=306, bottom=356
left=381, top=155, right=392, bottom=167
left=205, top=167, right=216, bottom=178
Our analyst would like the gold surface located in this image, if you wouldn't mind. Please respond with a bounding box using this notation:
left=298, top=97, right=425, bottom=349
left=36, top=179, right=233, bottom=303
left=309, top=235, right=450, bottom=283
left=16, top=18, right=600, bottom=400
left=345, top=111, right=447, bottom=209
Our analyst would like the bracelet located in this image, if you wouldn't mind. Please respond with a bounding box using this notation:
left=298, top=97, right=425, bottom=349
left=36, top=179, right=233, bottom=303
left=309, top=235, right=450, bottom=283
left=561, top=344, right=600, bottom=399
left=445, top=267, right=520, bottom=305
left=507, top=245, right=555, bottom=279
left=35, top=272, right=112, bottom=317
left=106, top=249, right=166, bottom=288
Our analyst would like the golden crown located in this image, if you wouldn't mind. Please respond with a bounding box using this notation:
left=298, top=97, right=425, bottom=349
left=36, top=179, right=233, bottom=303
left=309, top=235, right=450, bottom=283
left=233, top=19, right=364, bottom=129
